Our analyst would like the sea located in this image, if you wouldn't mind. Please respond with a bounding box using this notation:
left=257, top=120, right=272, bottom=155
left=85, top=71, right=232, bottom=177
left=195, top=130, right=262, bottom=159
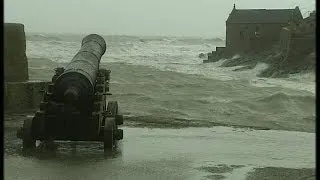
left=25, top=33, right=315, bottom=133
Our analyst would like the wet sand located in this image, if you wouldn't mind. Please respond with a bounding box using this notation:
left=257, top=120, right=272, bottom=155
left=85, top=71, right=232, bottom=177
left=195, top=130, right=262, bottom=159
left=5, top=115, right=315, bottom=180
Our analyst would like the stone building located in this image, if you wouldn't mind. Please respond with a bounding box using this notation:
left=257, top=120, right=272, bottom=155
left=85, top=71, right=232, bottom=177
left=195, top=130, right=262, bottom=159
left=225, top=5, right=303, bottom=54
left=204, top=5, right=304, bottom=63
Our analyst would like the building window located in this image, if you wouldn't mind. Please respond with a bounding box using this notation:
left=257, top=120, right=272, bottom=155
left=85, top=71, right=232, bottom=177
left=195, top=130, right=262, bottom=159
left=255, top=26, right=261, bottom=37
left=240, top=31, right=244, bottom=39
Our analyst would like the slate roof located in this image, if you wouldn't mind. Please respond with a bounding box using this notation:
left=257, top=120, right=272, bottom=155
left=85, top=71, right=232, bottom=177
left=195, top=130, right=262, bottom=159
left=226, top=8, right=301, bottom=24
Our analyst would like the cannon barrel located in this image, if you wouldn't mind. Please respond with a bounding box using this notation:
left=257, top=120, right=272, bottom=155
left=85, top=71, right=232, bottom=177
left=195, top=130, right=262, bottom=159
left=53, top=34, right=106, bottom=106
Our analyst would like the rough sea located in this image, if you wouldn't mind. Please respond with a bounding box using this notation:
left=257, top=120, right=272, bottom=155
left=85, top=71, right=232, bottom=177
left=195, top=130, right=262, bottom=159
left=25, top=33, right=315, bottom=133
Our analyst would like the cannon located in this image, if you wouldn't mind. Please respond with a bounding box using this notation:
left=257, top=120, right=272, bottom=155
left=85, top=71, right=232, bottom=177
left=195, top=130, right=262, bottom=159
left=16, top=34, right=123, bottom=152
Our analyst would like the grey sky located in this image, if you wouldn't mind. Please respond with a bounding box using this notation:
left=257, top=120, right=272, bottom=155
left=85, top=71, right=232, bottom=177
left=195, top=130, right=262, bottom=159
left=4, top=0, right=315, bottom=37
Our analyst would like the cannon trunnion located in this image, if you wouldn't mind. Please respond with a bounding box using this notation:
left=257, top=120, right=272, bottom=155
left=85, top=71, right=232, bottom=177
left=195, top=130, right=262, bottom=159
left=17, top=34, right=123, bottom=152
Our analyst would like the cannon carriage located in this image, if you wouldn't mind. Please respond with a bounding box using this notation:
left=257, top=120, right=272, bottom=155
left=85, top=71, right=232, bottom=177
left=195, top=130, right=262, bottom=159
left=17, top=34, right=123, bottom=152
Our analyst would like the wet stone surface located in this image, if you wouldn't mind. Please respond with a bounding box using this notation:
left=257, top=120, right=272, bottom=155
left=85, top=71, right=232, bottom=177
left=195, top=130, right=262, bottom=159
left=5, top=114, right=315, bottom=180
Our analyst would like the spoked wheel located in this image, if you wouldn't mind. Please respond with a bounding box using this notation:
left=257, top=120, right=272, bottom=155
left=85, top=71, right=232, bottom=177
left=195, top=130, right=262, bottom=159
left=106, top=101, right=118, bottom=117
left=103, top=101, right=123, bottom=152
left=107, top=101, right=123, bottom=126
left=21, top=118, right=36, bottom=151
left=104, top=117, right=115, bottom=152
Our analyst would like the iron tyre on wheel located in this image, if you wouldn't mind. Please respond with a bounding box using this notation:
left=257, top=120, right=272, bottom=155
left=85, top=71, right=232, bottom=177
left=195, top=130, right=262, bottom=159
left=104, top=117, right=115, bottom=152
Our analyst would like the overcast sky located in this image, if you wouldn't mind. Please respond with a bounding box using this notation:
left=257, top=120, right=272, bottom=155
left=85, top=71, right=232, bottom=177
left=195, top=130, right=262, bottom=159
left=4, top=0, right=315, bottom=37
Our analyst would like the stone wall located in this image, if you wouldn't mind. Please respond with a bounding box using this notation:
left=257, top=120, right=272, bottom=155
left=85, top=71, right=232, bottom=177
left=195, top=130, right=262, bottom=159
left=216, top=47, right=225, bottom=53
left=4, top=23, right=29, bottom=82
left=277, top=24, right=315, bottom=74
left=286, top=36, right=315, bottom=64
left=280, top=24, right=315, bottom=65
left=4, top=23, right=50, bottom=113
left=4, top=81, right=50, bottom=113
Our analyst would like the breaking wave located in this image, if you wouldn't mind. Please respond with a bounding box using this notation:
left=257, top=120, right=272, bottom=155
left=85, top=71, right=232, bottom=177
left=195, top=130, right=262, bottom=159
left=26, top=34, right=62, bottom=42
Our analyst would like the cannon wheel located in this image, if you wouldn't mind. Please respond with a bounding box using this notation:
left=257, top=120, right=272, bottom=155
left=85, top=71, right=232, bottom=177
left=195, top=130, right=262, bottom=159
left=22, top=118, right=36, bottom=150
left=103, top=101, right=119, bottom=151
left=107, top=101, right=123, bottom=125
left=104, top=117, right=115, bottom=151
